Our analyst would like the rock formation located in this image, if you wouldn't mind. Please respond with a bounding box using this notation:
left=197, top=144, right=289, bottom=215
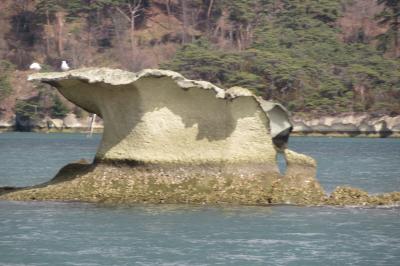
left=0, top=68, right=328, bottom=205
left=28, top=68, right=295, bottom=165
left=2, top=68, right=398, bottom=206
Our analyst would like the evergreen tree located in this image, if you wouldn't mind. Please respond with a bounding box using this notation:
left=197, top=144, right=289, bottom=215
left=376, top=0, right=400, bottom=57
left=0, top=61, right=15, bottom=100
left=51, top=95, right=69, bottom=118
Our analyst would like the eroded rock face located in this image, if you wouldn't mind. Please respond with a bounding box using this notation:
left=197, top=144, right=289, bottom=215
left=28, top=68, right=294, bottom=165
left=0, top=68, right=324, bottom=204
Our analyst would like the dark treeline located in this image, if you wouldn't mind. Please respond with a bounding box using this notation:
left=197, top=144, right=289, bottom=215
left=0, top=0, right=399, bottom=119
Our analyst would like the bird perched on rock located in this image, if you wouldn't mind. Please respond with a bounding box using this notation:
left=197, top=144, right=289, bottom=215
left=29, top=62, right=41, bottom=71
left=61, top=61, right=70, bottom=71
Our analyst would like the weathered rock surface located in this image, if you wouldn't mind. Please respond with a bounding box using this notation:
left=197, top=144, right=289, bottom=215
left=26, top=68, right=294, bottom=165
left=326, top=187, right=400, bottom=206
left=2, top=162, right=398, bottom=206
left=0, top=118, right=14, bottom=130
left=1, top=157, right=325, bottom=205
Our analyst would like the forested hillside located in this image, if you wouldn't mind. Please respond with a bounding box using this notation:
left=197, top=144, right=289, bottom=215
left=0, top=0, right=399, bottom=123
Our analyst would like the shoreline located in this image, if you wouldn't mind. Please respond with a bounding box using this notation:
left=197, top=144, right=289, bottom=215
left=291, top=132, right=400, bottom=138
left=0, top=128, right=104, bottom=134
left=1, top=128, right=399, bottom=138
left=1, top=112, right=399, bottom=138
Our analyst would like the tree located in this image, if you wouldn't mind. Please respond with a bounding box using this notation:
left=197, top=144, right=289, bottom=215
left=51, top=95, right=69, bottom=118
left=114, top=0, right=145, bottom=58
left=36, top=0, right=70, bottom=57
left=376, top=0, right=400, bottom=57
left=0, top=60, right=14, bottom=100
left=2, top=0, right=400, bottom=116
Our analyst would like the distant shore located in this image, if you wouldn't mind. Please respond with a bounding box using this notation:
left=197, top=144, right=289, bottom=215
left=291, top=113, right=400, bottom=138
left=290, top=132, right=400, bottom=138
left=1, top=129, right=399, bottom=138
left=0, top=113, right=399, bottom=138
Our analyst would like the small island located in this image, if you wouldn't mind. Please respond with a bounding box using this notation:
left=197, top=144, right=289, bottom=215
left=1, top=68, right=399, bottom=206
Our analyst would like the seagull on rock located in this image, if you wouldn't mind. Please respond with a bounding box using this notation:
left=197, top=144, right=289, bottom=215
left=29, top=62, right=41, bottom=71
left=61, top=61, right=70, bottom=71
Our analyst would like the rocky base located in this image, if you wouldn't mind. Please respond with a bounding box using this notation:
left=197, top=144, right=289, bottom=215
left=326, top=186, right=400, bottom=206
left=0, top=160, right=327, bottom=205
left=1, top=161, right=399, bottom=207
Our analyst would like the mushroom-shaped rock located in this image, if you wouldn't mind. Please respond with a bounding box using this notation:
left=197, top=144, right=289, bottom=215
left=1, top=68, right=324, bottom=205
left=29, top=68, right=294, bottom=165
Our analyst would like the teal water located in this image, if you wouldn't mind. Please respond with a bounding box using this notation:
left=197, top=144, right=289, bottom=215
left=0, top=133, right=100, bottom=187
left=0, top=133, right=399, bottom=265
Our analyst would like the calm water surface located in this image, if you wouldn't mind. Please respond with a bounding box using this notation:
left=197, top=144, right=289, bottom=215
left=0, top=133, right=399, bottom=265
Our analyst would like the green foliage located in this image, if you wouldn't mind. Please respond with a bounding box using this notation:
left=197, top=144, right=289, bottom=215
left=226, top=0, right=265, bottom=24
left=14, top=100, right=40, bottom=119
left=51, top=95, right=69, bottom=118
left=0, top=77, right=12, bottom=100
left=14, top=90, right=70, bottom=120
left=166, top=0, right=400, bottom=115
left=36, top=0, right=149, bottom=22
left=375, top=0, right=400, bottom=55
left=0, top=60, right=15, bottom=100
left=163, top=39, right=268, bottom=94
left=3, top=0, right=400, bottom=116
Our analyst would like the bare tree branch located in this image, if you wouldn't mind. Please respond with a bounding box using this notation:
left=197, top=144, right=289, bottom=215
left=115, top=7, right=131, bottom=22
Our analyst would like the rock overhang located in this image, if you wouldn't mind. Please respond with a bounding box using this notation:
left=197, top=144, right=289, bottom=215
left=29, top=68, right=293, bottom=164
left=28, top=68, right=292, bottom=140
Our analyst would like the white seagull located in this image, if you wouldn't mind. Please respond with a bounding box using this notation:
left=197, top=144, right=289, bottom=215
left=61, top=61, right=70, bottom=71
left=29, top=62, right=41, bottom=71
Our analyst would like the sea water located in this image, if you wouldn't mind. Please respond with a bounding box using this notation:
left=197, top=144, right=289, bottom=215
left=0, top=133, right=399, bottom=265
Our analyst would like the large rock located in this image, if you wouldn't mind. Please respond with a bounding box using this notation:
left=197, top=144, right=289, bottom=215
left=28, top=68, right=294, bottom=164
left=0, top=117, right=15, bottom=131
left=1, top=68, right=325, bottom=204
left=62, top=113, right=82, bottom=128
left=47, top=118, right=64, bottom=129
